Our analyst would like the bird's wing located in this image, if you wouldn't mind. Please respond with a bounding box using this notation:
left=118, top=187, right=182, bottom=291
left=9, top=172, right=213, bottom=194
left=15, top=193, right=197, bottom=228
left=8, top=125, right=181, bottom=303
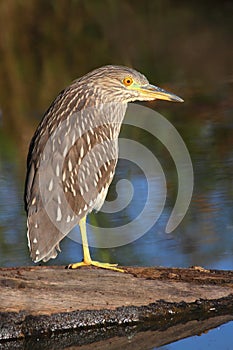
left=62, top=125, right=119, bottom=215
left=25, top=97, right=125, bottom=262
left=24, top=87, right=83, bottom=262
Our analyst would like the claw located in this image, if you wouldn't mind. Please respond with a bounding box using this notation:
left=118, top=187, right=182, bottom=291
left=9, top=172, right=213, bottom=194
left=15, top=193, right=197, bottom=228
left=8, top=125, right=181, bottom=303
left=66, top=260, right=124, bottom=272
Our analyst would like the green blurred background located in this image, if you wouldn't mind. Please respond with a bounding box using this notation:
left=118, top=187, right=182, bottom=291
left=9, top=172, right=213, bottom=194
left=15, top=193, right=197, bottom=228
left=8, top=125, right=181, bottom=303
left=0, top=0, right=232, bottom=268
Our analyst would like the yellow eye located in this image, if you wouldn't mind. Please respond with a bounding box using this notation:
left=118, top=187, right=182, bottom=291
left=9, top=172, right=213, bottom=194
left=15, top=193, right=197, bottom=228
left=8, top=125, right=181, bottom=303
left=123, top=77, right=133, bottom=87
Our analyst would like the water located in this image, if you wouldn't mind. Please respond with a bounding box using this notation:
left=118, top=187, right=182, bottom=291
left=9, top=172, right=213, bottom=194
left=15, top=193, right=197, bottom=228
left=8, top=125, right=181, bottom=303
left=1, top=110, right=232, bottom=270
left=0, top=103, right=232, bottom=349
left=157, top=321, right=233, bottom=350
left=0, top=1, right=232, bottom=348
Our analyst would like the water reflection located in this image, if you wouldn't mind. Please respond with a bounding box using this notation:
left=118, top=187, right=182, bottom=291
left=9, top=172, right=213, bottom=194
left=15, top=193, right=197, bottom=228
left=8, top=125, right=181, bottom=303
left=157, top=321, right=233, bottom=350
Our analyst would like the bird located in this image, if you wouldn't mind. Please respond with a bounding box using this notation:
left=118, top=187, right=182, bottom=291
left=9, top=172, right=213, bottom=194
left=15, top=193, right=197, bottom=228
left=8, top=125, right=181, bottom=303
left=24, top=65, right=183, bottom=271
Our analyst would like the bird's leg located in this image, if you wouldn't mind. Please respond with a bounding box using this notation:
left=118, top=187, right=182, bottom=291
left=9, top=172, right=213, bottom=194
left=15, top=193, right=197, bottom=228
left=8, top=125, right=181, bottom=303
left=67, top=216, right=124, bottom=272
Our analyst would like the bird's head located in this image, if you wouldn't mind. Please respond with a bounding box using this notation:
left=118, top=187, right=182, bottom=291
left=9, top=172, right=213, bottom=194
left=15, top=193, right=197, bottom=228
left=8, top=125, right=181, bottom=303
left=80, top=65, right=184, bottom=104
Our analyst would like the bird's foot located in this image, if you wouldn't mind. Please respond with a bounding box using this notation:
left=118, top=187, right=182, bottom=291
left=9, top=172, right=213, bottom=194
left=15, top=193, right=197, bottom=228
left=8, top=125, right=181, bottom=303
left=66, top=260, right=124, bottom=272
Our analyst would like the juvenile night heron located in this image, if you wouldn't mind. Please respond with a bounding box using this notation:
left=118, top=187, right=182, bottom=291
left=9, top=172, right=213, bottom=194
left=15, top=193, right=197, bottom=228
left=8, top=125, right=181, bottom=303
left=25, top=65, right=183, bottom=271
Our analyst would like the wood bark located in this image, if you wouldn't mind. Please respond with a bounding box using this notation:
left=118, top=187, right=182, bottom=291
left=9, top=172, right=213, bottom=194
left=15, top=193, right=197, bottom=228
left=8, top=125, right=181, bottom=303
left=0, top=266, right=233, bottom=348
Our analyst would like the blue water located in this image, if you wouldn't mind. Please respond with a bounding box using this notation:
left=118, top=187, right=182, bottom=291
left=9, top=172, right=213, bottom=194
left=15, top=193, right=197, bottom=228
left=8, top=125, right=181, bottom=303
left=157, top=321, right=233, bottom=350
left=0, top=110, right=232, bottom=349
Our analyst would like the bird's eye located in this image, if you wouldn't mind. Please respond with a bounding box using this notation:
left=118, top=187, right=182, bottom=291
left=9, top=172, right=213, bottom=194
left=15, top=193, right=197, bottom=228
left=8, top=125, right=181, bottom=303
left=123, top=77, right=133, bottom=86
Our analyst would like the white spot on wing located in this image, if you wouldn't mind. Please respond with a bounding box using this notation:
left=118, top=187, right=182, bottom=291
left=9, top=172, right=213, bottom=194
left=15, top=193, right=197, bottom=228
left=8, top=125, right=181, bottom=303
left=80, top=145, right=84, bottom=158
left=56, top=206, right=62, bottom=221
left=63, top=145, right=68, bottom=157
left=48, top=179, right=53, bottom=191
left=68, top=159, right=72, bottom=172
left=56, top=164, right=60, bottom=176
left=72, top=133, right=76, bottom=146
left=86, top=133, right=91, bottom=149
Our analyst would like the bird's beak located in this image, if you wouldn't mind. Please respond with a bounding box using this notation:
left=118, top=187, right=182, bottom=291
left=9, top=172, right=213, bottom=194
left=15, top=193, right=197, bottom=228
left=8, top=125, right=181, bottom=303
left=137, top=84, right=184, bottom=103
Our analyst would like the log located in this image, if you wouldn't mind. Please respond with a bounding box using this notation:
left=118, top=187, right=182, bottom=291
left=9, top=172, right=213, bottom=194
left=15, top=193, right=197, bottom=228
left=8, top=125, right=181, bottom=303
left=0, top=265, right=233, bottom=349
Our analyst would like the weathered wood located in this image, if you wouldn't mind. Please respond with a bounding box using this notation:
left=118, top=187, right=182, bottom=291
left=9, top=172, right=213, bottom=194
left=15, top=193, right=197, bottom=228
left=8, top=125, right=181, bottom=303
left=0, top=265, right=233, bottom=347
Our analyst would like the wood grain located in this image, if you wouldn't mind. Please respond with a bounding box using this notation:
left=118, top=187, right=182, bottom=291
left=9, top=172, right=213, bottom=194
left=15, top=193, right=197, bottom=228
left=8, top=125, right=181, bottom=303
left=0, top=265, right=233, bottom=346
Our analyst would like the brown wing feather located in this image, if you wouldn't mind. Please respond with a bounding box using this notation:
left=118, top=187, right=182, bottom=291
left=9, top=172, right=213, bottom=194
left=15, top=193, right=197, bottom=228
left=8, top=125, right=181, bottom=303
left=62, top=125, right=118, bottom=216
left=25, top=99, right=120, bottom=263
left=25, top=86, right=90, bottom=262
left=25, top=71, right=126, bottom=263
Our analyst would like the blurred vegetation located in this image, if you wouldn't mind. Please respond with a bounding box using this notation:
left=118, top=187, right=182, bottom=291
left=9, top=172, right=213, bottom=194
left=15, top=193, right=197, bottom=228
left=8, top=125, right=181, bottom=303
left=0, top=1, right=232, bottom=162
left=0, top=0, right=232, bottom=268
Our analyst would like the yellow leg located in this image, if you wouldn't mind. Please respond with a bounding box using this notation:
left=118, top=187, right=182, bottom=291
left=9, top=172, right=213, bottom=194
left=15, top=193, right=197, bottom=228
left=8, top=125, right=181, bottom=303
left=67, top=216, right=124, bottom=272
